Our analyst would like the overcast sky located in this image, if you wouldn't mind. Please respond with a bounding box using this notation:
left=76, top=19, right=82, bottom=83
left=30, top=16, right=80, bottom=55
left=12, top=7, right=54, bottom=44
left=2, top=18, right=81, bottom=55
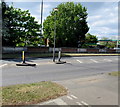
left=7, top=0, right=118, bottom=40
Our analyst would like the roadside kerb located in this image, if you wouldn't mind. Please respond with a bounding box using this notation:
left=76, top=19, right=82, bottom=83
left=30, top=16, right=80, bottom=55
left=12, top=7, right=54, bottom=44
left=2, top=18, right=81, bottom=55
left=2, top=53, right=120, bottom=59
left=3, top=62, right=56, bottom=67
left=62, top=53, right=120, bottom=57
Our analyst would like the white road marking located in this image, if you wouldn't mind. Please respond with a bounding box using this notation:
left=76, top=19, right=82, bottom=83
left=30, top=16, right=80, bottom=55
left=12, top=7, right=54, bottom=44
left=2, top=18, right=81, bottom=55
left=76, top=59, right=83, bottom=63
left=67, top=96, right=73, bottom=100
left=90, top=59, right=98, bottom=63
left=81, top=101, right=89, bottom=105
left=0, top=64, right=7, bottom=68
left=39, top=100, right=54, bottom=105
left=104, top=59, right=112, bottom=62
left=70, top=95, right=78, bottom=99
left=54, top=98, right=68, bottom=105
left=76, top=102, right=82, bottom=105
left=39, top=98, right=68, bottom=105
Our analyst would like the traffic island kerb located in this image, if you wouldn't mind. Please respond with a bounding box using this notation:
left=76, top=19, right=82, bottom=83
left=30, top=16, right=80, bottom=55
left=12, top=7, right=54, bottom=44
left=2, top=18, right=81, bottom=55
left=55, top=61, right=66, bottom=64
left=16, top=63, right=36, bottom=66
left=16, top=51, right=36, bottom=66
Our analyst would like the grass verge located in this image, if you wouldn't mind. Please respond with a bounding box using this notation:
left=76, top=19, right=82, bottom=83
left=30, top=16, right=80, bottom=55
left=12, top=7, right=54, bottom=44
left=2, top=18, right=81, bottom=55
left=2, top=81, right=67, bottom=105
left=108, top=71, right=120, bottom=76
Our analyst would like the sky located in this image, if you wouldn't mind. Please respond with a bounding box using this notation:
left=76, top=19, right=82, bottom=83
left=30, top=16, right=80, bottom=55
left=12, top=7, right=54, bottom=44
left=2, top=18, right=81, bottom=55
left=6, top=0, right=119, bottom=40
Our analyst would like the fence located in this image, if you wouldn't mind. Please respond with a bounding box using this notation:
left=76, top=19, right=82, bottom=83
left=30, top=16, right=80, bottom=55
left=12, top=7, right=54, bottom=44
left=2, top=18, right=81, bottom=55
left=2, top=47, right=119, bottom=53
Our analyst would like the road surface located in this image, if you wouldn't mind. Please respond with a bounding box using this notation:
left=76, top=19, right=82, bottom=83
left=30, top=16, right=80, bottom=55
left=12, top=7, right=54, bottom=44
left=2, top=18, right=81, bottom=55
left=1, top=56, right=119, bottom=105
left=1, top=56, right=118, bottom=86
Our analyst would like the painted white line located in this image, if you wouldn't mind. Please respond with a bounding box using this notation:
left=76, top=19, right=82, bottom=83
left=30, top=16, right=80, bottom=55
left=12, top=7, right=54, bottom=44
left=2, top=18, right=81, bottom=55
left=67, top=96, right=73, bottom=100
left=70, top=95, right=78, bottom=99
left=39, top=100, right=54, bottom=105
left=39, top=98, right=68, bottom=105
left=76, top=102, right=82, bottom=105
left=104, top=59, right=112, bottom=62
left=0, top=64, right=7, bottom=68
left=76, top=59, right=83, bottom=63
left=81, top=101, right=89, bottom=105
left=53, top=98, right=68, bottom=105
left=90, top=59, right=98, bottom=63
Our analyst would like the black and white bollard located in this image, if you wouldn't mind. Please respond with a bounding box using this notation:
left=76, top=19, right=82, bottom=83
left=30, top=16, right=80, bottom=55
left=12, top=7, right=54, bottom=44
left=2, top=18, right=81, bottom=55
left=55, top=50, right=66, bottom=64
left=58, top=50, right=61, bottom=62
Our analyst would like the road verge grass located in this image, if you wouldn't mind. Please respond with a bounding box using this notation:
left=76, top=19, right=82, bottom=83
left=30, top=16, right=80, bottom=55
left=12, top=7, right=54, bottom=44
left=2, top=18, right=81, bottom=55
left=1, top=81, right=67, bottom=105
left=108, top=71, right=120, bottom=76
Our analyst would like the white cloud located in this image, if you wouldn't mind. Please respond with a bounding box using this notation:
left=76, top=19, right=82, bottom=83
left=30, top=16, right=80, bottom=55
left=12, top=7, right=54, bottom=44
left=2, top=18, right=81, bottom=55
left=43, top=4, right=52, bottom=9
left=32, top=3, right=53, bottom=24
left=87, top=2, right=118, bottom=39
left=87, top=15, right=102, bottom=22
left=35, top=3, right=52, bottom=13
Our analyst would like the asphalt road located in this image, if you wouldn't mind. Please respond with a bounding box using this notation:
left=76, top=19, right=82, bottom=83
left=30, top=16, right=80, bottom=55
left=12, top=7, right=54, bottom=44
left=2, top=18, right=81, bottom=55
left=1, top=56, right=118, bottom=86
left=1, top=56, right=119, bottom=106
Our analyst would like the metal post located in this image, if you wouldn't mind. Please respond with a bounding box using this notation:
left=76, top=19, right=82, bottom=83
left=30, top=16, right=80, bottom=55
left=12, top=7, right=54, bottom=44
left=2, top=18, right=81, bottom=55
left=53, top=8, right=58, bottom=62
left=116, top=39, right=119, bottom=53
left=117, top=39, right=118, bottom=48
left=41, top=0, right=43, bottom=34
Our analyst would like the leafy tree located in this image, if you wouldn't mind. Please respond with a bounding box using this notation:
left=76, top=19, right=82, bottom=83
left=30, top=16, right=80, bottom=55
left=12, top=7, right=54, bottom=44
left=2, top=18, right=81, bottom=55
left=2, top=2, right=42, bottom=47
left=85, top=33, right=98, bottom=44
left=2, top=2, right=11, bottom=46
left=82, top=33, right=98, bottom=48
left=43, top=2, right=89, bottom=47
left=107, top=42, right=116, bottom=49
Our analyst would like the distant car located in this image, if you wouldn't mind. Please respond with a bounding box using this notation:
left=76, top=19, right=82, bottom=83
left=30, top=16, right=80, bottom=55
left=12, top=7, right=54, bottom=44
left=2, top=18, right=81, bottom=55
left=114, top=47, right=120, bottom=50
left=114, top=47, right=120, bottom=52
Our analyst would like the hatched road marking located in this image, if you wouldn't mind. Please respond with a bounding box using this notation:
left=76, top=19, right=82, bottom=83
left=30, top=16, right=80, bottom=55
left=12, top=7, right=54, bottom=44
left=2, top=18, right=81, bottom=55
left=81, top=101, right=89, bottom=105
left=39, top=98, right=68, bottom=105
left=104, top=59, right=112, bottom=62
left=76, top=59, right=83, bottom=63
left=0, top=64, right=7, bottom=68
left=53, top=98, right=68, bottom=105
left=90, top=59, right=98, bottom=63
left=39, top=94, right=91, bottom=106
left=76, top=102, right=82, bottom=105
left=70, top=94, right=78, bottom=99
left=67, top=96, right=73, bottom=100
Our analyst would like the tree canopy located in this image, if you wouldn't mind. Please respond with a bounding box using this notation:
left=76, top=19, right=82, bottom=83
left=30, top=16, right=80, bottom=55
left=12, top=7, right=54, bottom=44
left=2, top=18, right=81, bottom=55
left=81, top=33, right=98, bottom=48
left=2, top=2, right=42, bottom=47
left=43, top=2, right=89, bottom=47
left=85, top=33, right=98, bottom=44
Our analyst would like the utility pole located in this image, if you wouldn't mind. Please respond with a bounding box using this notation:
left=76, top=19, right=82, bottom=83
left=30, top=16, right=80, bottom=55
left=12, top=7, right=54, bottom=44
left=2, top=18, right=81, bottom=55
left=53, top=8, right=58, bottom=62
left=41, top=0, right=43, bottom=34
